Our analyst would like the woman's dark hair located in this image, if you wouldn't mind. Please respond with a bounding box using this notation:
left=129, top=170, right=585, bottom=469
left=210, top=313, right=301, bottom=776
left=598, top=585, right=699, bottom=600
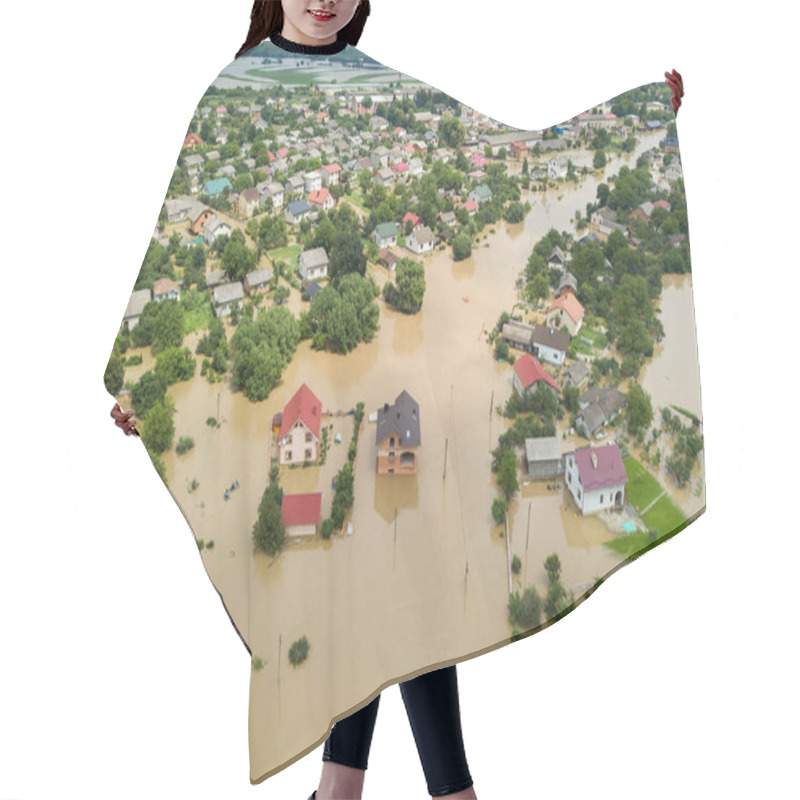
left=236, top=1, right=371, bottom=59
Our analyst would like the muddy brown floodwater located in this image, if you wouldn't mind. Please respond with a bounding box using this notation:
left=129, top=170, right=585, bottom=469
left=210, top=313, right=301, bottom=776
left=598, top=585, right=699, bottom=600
left=116, top=128, right=704, bottom=779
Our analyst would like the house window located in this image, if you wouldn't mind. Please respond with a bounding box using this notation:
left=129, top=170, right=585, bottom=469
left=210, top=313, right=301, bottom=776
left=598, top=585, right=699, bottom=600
left=600, top=494, right=604, bottom=503
left=305, top=432, right=312, bottom=442
left=577, top=489, right=581, bottom=499
left=389, top=452, right=395, bottom=462
left=305, top=448, right=312, bottom=459
left=390, top=436, right=395, bottom=447
left=286, top=451, right=292, bottom=461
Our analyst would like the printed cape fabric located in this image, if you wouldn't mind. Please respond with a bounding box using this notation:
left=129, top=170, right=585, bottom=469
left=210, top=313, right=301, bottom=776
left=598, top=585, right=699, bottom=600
left=103, top=36, right=706, bottom=785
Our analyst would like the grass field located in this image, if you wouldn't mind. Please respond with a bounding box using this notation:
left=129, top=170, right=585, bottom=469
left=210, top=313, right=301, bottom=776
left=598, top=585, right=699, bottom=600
left=267, top=244, right=302, bottom=265
left=622, top=456, right=662, bottom=508
left=641, top=493, right=687, bottom=538
left=603, top=455, right=688, bottom=554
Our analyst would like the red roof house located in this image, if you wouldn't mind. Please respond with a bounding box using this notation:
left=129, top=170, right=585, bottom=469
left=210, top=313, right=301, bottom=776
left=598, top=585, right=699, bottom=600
left=513, top=353, right=558, bottom=396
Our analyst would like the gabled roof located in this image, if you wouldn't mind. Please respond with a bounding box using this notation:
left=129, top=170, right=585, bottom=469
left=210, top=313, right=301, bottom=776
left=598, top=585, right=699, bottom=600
left=376, top=389, right=420, bottom=447
left=513, top=353, right=558, bottom=391
left=281, top=492, right=322, bottom=527
left=546, top=291, right=585, bottom=324
left=279, top=383, right=322, bottom=442
left=571, top=443, right=628, bottom=490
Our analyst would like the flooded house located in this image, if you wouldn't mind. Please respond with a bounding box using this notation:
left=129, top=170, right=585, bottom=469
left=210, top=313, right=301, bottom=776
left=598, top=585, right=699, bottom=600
left=280, top=492, right=322, bottom=538
left=576, top=386, right=626, bottom=438
left=212, top=281, right=244, bottom=317
left=561, top=360, right=590, bottom=391
left=547, top=245, right=567, bottom=271
left=564, top=442, right=628, bottom=514
left=373, top=222, right=399, bottom=248
left=375, top=390, right=421, bottom=476
left=555, top=271, right=578, bottom=298
left=122, top=288, right=152, bottom=332
left=298, top=247, right=329, bottom=282
left=545, top=291, right=585, bottom=336
left=501, top=319, right=536, bottom=353
left=277, top=383, right=323, bottom=466
left=376, top=248, right=398, bottom=272
left=531, top=324, right=570, bottom=367
left=512, top=353, right=559, bottom=398
left=468, top=184, right=492, bottom=206
left=405, top=225, right=434, bottom=255
left=525, top=436, right=564, bottom=479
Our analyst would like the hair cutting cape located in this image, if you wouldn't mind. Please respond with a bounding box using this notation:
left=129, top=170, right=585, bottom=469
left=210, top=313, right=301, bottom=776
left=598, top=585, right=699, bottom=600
left=103, top=35, right=706, bottom=785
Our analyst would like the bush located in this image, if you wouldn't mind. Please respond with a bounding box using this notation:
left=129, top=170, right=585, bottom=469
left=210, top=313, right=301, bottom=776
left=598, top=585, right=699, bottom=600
left=288, top=635, right=310, bottom=666
left=176, top=436, right=195, bottom=455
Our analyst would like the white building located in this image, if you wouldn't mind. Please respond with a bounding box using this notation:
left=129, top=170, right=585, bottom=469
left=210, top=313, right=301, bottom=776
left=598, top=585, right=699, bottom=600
left=564, top=442, right=628, bottom=514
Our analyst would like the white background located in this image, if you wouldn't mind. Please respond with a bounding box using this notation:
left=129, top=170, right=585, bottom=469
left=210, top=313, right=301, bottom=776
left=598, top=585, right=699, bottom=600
left=1, top=1, right=797, bottom=798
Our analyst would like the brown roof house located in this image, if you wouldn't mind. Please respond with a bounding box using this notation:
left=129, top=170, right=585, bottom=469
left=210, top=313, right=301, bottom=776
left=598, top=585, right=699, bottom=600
left=531, top=324, right=570, bottom=367
left=277, top=383, right=323, bottom=466
left=376, top=390, right=420, bottom=475
left=238, top=187, right=261, bottom=218
left=153, top=277, right=180, bottom=303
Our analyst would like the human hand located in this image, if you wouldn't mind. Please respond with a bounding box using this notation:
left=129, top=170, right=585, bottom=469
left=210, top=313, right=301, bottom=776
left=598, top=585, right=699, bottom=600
left=665, top=68, right=684, bottom=116
left=111, top=402, right=140, bottom=437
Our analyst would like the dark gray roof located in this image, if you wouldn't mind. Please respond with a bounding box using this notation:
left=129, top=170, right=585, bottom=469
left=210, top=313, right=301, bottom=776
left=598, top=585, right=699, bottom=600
left=376, top=389, right=420, bottom=447
left=557, top=271, right=578, bottom=295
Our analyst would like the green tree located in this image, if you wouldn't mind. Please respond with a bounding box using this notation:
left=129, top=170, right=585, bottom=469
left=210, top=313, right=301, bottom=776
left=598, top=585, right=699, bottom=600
left=154, top=346, right=196, bottom=385
left=104, top=349, right=124, bottom=396
left=141, top=399, right=175, bottom=454
left=384, top=258, right=426, bottom=313
left=452, top=232, right=472, bottom=261
left=497, top=449, right=520, bottom=502
left=492, top=497, right=508, bottom=525
left=252, top=482, right=286, bottom=556
left=508, top=584, right=542, bottom=629
left=626, top=382, right=653, bottom=436
left=544, top=553, right=562, bottom=584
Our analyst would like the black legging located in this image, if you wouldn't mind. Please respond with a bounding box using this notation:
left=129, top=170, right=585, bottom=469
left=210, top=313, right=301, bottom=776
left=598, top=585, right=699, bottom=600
left=323, top=664, right=474, bottom=797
